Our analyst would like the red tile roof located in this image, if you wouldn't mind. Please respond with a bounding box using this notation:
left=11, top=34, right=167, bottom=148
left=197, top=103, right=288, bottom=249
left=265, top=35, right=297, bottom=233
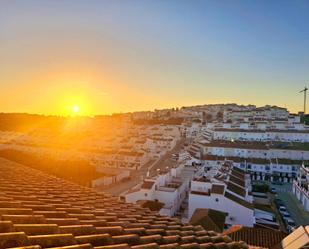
left=223, top=226, right=287, bottom=248
left=0, top=158, right=251, bottom=249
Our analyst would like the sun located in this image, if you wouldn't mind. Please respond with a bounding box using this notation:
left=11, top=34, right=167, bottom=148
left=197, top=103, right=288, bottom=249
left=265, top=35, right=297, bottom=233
left=72, top=105, right=79, bottom=114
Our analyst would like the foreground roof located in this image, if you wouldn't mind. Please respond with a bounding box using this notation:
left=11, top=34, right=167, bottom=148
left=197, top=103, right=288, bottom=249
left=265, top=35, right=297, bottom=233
left=190, top=209, right=227, bottom=233
left=224, top=226, right=287, bottom=248
left=0, top=158, right=250, bottom=249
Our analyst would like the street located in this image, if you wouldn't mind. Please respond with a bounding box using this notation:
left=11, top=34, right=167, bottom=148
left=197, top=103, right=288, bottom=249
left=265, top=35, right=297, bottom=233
left=271, top=183, right=309, bottom=226
left=96, top=137, right=188, bottom=196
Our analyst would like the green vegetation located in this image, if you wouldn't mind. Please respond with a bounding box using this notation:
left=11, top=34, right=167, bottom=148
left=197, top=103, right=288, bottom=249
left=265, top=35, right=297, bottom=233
left=252, top=184, right=270, bottom=193
left=277, top=158, right=303, bottom=164
left=301, top=115, right=309, bottom=125
left=133, top=117, right=184, bottom=125
left=272, top=142, right=309, bottom=151
left=287, top=142, right=309, bottom=151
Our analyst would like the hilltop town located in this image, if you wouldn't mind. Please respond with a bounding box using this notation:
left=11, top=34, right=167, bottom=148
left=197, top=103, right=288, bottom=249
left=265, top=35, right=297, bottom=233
left=0, top=103, right=309, bottom=248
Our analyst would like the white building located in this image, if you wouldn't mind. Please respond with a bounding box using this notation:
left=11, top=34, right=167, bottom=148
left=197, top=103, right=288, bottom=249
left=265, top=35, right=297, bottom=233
left=207, top=115, right=308, bottom=131
left=202, top=140, right=309, bottom=160
left=184, top=127, right=212, bottom=159
left=181, top=122, right=202, bottom=138
left=125, top=157, right=202, bottom=217
left=223, top=105, right=289, bottom=122
left=188, top=162, right=255, bottom=227
left=293, top=163, right=309, bottom=211
left=213, top=129, right=309, bottom=143
left=202, top=155, right=299, bottom=183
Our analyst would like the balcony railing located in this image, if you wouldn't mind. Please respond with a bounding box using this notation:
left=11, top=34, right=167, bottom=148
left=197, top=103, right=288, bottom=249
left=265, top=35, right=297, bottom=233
left=294, top=180, right=309, bottom=198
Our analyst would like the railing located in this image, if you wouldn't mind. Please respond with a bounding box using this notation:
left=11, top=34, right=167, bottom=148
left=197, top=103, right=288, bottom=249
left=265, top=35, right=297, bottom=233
left=293, top=180, right=309, bottom=198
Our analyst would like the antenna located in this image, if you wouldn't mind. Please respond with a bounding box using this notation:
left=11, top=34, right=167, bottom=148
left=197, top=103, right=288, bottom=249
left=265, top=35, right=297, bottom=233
left=300, top=87, right=308, bottom=114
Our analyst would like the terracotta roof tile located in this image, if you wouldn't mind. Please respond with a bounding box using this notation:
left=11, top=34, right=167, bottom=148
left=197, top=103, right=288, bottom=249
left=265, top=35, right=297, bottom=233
left=224, top=226, right=287, bottom=248
left=0, top=158, right=253, bottom=249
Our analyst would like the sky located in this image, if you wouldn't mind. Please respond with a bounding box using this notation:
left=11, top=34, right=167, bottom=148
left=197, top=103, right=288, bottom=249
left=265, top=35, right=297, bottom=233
left=0, top=0, right=308, bottom=116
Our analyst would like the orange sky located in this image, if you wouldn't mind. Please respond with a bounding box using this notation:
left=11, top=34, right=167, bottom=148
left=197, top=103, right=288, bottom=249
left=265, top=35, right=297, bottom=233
left=1, top=1, right=308, bottom=116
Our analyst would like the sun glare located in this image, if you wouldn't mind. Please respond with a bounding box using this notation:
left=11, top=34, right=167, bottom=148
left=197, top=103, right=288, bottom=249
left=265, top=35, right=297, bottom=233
left=73, top=105, right=79, bottom=114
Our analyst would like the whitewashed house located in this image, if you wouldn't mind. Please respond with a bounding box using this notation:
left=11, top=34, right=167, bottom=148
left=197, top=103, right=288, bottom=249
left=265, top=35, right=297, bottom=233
left=188, top=162, right=255, bottom=227
left=293, top=163, right=309, bottom=211
left=125, top=160, right=201, bottom=217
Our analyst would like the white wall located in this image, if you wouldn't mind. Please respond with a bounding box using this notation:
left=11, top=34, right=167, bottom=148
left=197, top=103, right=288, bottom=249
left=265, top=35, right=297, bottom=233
left=214, top=130, right=309, bottom=143
left=189, top=193, right=254, bottom=227
left=205, top=146, right=309, bottom=160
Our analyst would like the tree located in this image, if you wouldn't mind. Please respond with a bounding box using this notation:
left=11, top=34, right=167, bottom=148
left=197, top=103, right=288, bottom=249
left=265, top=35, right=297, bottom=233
left=216, top=111, right=223, bottom=120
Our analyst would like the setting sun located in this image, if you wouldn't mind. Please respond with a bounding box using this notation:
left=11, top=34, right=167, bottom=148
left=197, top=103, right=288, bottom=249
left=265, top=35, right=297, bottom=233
left=73, top=105, right=79, bottom=114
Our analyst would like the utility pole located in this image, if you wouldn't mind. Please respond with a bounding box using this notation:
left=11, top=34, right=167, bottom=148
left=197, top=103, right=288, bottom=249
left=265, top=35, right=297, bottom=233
left=300, top=87, right=308, bottom=114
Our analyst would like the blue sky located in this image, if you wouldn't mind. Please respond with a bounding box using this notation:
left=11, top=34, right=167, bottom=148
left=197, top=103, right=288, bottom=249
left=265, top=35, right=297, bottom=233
left=0, top=0, right=308, bottom=114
